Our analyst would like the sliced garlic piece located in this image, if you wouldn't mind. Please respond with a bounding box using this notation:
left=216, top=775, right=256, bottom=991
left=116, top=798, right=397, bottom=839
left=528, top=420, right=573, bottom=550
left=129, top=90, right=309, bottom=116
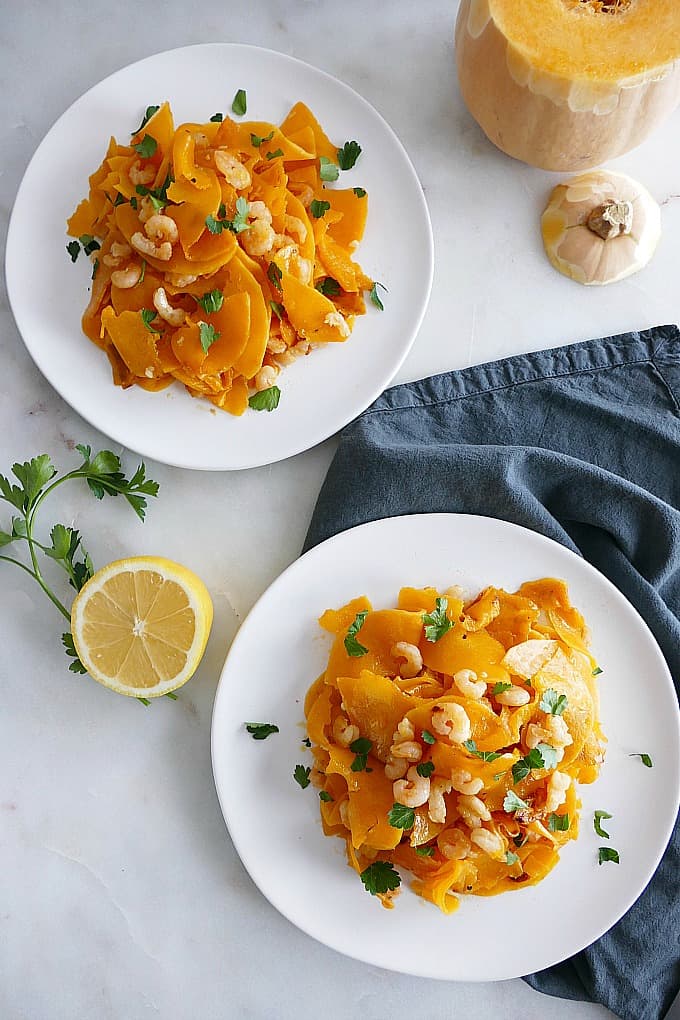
left=541, top=170, right=661, bottom=286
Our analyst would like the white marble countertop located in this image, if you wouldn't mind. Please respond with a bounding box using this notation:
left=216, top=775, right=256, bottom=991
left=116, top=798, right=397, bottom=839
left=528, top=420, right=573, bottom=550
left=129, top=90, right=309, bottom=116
left=2, top=2, right=678, bottom=1018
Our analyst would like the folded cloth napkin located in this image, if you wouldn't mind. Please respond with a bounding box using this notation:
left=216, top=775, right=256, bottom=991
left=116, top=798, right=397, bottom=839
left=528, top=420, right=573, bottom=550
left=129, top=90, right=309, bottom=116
left=304, top=325, right=680, bottom=1020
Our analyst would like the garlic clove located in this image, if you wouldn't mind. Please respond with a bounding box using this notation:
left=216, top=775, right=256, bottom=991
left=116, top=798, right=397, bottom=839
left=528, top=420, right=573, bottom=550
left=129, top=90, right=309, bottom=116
left=541, top=170, right=661, bottom=286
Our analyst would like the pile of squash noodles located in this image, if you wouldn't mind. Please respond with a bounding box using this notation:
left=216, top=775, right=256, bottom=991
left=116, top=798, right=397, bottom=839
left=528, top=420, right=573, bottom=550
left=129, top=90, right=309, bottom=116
left=305, top=579, right=606, bottom=912
left=67, top=101, right=372, bottom=414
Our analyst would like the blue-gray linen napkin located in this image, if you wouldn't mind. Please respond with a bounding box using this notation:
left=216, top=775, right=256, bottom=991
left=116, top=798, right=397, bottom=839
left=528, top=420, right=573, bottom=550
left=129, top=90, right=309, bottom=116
left=304, top=325, right=680, bottom=1020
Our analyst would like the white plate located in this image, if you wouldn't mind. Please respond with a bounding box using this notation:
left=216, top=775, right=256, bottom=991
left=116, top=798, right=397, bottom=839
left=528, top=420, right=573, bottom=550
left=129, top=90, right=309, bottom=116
left=212, top=514, right=680, bottom=981
left=5, top=44, right=433, bottom=471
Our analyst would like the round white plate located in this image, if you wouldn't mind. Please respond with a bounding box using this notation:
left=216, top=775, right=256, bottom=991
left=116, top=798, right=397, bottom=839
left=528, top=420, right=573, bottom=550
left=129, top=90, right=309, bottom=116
left=212, top=514, right=680, bottom=981
left=5, top=44, right=433, bottom=471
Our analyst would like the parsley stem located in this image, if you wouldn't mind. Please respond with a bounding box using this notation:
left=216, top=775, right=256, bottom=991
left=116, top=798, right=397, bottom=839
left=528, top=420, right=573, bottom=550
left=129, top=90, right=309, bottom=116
left=23, top=529, right=72, bottom=621
left=27, top=470, right=82, bottom=527
left=25, top=549, right=71, bottom=619
left=21, top=480, right=78, bottom=622
left=0, top=554, right=39, bottom=580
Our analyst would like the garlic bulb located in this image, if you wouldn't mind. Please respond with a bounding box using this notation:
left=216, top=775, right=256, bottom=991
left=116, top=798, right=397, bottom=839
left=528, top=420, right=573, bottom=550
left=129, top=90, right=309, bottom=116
left=541, top=171, right=661, bottom=286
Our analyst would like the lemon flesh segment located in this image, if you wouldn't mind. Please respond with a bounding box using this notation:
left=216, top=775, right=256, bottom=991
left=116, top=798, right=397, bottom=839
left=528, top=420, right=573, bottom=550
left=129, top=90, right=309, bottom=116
left=71, top=556, right=213, bottom=697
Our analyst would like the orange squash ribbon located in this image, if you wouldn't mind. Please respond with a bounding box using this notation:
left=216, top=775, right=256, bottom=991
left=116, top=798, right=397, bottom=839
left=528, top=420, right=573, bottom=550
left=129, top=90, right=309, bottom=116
left=67, top=101, right=373, bottom=415
left=305, top=579, right=606, bottom=912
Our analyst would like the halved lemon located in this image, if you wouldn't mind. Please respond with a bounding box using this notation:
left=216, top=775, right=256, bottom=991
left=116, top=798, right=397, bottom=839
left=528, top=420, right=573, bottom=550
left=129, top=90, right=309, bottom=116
left=71, top=556, right=213, bottom=698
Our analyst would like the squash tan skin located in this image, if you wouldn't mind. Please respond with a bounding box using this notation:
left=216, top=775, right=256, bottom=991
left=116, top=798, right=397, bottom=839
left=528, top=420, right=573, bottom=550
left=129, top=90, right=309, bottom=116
left=455, top=0, right=680, bottom=172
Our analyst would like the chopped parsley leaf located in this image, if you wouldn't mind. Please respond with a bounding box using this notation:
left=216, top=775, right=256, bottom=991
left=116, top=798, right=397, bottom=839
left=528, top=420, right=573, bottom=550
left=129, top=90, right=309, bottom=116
left=540, top=688, right=569, bottom=716
left=388, top=803, right=415, bottom=829
left=344, top=610, right=369, bottom=657
left=231, top=89, right=247, bottom=116
left=266, top=148, right=284, bottom=160
left=132, top=105, right=160, bottom=134
left=319, top=790, right=333, bottom=802
left=416, top=761, right=435, bottom=778
left=592, top=666, right=603, bottom=676
left=535, top=742, right=559, bottom=770
left=349, top=736, right=372, bottom=772
left=210, top=112, right=224, bottom=122
left=491, top=682, right=513, bottom=696
left=415, top=845, right=435, bottom=858
left=133, top=133, right=157, bottom=159
left=629, top=753, right=653, bottom=767
left=251, top=130, right=274, bottom=147
left=512, top=747, right=548, bottom=783
left=350, top=737, right=372, bottom=755
left=504, top=789, right=529, bottom=814
left=463, top=739, right=502, bottom=762
left=337, top=140, right=362, bottom=170
left=548, top=812, right=570, bottom=832
left=422, top=730, right=436, bottom=745
left=248, top=386, right=281, bottom=412
left=353, top=187, right=367, bottom=198
left=140, top=308, right=162, bottom=334
left=593, top=810, right=613, bottom=839
left=422, top=597, right=453, bottom=643
left=370, top=281, right=387, bottom=311
left=199, top=322, right=221, bottom=353
left=310, top=199, right=331, bottom=219
left=245, top=722, right=279, bottom=740
left=205, top=214, right=223, bottom=235
left=197, top=289, right=224, bottom=314
left=319, top=156, right=339, bottom=182
left=505, top=851, right=520, bottom=866
left=315, top=277, right=341, bottom=297
left=360, top=860, right=401, bottom=896
left=66, top=241, right=80, bottom=263
left=293, top=764, right=311, bottom=789
left=598, top=847, right=620, bottom=865
left=267, top=262, right=282, bottom=291
left=78, top=234, right=100, bottom=256
left=270, top=300, right=285, bottom=319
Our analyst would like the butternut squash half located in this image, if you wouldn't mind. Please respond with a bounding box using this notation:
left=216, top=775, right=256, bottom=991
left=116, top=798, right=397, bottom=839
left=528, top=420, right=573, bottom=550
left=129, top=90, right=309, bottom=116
left=455, top=0, right=680, bottom=171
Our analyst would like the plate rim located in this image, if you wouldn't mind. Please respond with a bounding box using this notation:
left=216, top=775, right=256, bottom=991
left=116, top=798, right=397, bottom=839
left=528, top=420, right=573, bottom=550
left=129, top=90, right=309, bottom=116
left=5, top=42, right=434, bottom=471
left=211, top=512, right=680, bottom=981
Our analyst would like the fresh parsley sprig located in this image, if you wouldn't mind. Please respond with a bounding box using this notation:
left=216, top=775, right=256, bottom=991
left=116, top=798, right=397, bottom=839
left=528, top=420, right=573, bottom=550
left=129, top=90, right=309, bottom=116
left=0, top=447, right=159, bottom=680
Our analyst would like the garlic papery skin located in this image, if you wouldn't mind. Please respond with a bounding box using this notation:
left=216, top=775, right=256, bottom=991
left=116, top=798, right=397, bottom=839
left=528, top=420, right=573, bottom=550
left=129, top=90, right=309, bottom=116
left=541, top=170, right=661, bottom=286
